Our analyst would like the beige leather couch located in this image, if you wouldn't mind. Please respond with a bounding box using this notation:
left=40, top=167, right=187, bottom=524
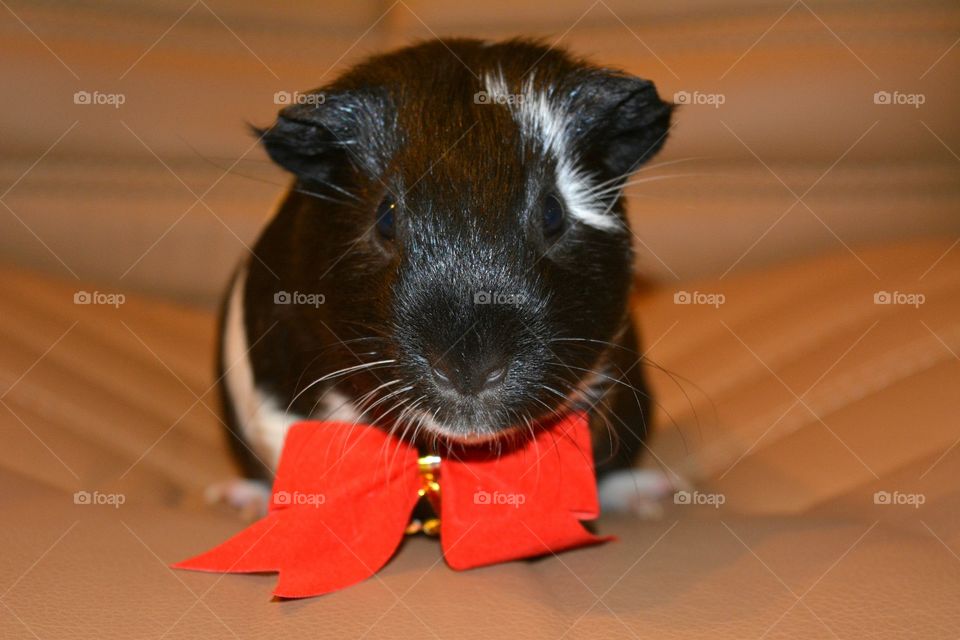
left=2, top=240, right=958, bottom=638
left=1, top=1, right=958, bottom=637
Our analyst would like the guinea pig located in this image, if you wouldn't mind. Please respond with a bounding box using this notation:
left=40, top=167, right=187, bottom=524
left=212, top=38, right=675, bottom=517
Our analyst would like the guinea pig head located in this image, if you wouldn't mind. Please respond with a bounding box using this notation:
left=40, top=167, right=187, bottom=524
left=259, top=40, right=673, bottom=444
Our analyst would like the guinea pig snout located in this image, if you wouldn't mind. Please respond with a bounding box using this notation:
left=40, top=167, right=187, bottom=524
left=430, top=353, right=508, bottom=397
left=393, top=261, right=553, bottom=436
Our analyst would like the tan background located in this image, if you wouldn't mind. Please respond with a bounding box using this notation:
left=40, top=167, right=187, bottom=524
left=2, top=0, right=959, bottom=304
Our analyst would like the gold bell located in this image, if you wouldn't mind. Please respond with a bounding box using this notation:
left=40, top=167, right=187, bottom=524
left=406, top=454, right=441, bottom=537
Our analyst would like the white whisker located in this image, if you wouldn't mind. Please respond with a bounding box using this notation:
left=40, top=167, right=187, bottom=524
left=286, top=358, right=396, bottom=412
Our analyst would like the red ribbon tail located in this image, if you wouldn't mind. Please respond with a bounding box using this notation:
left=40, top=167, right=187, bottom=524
left=173, top=420, right=422, bottom=598
left=172, top=514, right=283, bottom=575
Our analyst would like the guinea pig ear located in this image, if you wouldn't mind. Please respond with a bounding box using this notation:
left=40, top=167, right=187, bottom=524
left=256, top=90, right=383, bottom=184
left=570, top=72, right=674, bottom=179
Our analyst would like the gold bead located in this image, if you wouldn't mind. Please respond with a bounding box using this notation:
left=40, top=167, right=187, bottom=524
left=418, top=454, right=441, bottom=473
left=422, top=518, right=441, bottom=536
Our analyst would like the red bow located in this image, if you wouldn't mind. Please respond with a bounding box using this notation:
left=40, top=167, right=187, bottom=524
left=174, top=412, right=608, bottom=598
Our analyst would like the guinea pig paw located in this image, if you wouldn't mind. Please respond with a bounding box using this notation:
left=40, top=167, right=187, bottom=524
left=597, top=469, right=679, bottom=520
left=205, top=478, right=271, bottom=521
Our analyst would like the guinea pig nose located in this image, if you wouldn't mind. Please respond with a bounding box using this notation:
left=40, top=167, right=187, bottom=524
left=430, top=358, right=507, bottom=396
left=431, top=363, right=453, bottom=385
left=472, top=363, right=508, bottom=394
left=482, top=365, right=506, bottom=386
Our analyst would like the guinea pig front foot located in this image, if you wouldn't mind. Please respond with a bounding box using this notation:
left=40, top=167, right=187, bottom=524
left=205, top=477, right=271, bottom=521
left=597, top=468, right=679, bottom=520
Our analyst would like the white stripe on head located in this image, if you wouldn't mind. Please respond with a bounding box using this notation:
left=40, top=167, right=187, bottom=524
left=483, top=70, right=623, bottom=232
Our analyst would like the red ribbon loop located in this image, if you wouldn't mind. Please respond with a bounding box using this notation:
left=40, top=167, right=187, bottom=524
left=174, top=412, right=607, bottom=598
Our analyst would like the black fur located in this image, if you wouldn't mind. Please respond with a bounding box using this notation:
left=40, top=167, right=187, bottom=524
left=224, top=38, right=671, bottom=480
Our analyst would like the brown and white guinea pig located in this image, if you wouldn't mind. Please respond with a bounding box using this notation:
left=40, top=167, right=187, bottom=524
left=214, top=38, right=675, bottom=516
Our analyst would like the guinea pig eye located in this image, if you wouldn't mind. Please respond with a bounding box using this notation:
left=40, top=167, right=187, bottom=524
left=375, top=197, right=396, bottom=239
left=542, top=193, right=566, bottom=236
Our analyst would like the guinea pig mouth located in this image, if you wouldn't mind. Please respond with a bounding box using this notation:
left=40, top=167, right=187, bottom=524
left=394, top=369, right=593, bottom=446
left=409, top=409, right=522, bottom=445
left=435, top=427, right=516, bottom=446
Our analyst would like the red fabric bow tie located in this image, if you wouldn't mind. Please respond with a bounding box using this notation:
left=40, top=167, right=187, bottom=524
left=174, top=411, right=608, bottom=598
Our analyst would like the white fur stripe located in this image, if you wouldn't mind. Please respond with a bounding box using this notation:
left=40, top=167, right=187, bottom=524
left=483, top=71, right=622, bottom=232
left=223, top=264, right=300, bottom=470
left=222, top=263, right=363, bottom=471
